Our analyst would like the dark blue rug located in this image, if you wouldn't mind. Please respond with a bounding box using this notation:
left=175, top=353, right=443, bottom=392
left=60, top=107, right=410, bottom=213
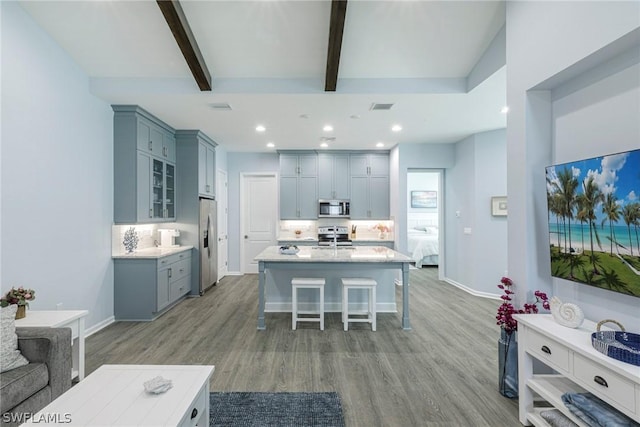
left=209, top=392, right=345, bottom=427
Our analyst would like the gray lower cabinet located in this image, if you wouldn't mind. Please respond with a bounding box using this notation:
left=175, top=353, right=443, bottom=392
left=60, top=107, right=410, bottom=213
left=114, top=250, right=192, bottom=320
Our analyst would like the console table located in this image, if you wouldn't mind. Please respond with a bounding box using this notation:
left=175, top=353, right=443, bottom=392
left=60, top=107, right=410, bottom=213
left=514, top=314, right=640, bottom=426
left=16, top=310, right=88, bottom=381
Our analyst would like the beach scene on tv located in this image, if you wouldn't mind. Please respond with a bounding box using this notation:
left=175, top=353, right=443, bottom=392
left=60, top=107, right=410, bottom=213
left=545, top=148, right=640, bottom=298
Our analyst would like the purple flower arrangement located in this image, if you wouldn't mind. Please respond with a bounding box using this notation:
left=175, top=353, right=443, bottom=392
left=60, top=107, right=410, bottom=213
left=496, top=277, right=550, bottom=334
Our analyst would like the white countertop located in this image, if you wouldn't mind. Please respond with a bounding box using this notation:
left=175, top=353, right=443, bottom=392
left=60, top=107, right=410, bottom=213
left=112, top=245, right=193, bottom=259
left=277, top=237, right=394, bottom=243
left=255, top=245, right=411, bottom=263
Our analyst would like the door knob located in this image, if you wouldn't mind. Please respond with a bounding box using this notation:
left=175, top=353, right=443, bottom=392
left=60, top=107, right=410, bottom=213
left=244, top=235, right=248, bottom=239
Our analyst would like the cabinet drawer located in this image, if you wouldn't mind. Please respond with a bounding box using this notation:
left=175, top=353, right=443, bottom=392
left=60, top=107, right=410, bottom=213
left=171, top=258, right=191, bottom=282
left=573, top=353, right=636, bottom=414
left=179, top=384, right=207, bottom=427
left=170, top=275, right=191, bottom=302
left=158, top=250, right=191, bottom=267
left=526, top=329, right=570, bottom=373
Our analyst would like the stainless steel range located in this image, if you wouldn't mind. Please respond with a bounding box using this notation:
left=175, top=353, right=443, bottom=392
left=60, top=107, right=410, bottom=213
left=317, top=226, right=352, bottom=246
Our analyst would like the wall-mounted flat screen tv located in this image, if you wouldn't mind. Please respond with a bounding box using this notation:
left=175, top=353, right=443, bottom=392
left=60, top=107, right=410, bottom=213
left=545, top=148, right=640, bottom=298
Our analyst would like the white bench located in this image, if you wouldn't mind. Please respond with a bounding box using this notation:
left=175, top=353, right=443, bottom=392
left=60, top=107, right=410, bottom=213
left=291, top=277, right=326, bottom=330
left=341, top=277, right=377, bottom=331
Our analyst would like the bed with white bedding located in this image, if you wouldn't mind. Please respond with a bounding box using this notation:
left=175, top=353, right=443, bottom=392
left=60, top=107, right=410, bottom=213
left=407, top=226, right=439, bottom=267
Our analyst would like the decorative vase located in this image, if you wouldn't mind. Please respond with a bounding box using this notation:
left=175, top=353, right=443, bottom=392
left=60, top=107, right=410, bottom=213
left=378, top=231, right=387, bottom=239
left=498, top=329, right=518, bottom=398
left=15, top=305, right=26, bottom=319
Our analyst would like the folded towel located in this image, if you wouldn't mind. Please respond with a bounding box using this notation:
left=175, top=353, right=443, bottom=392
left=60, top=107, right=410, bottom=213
left=561, top=393, right=640, bottom=427
left=540, top=409, right=578, bottom=427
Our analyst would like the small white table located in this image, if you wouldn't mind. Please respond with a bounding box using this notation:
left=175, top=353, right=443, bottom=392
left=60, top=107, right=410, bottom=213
left=15, top=310, right=88, bottom=381
left=21, top=364, right=215, bottom=426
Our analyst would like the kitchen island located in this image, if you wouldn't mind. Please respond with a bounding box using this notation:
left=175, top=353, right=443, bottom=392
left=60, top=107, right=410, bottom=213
left=254, top=246, right=412, bottom=330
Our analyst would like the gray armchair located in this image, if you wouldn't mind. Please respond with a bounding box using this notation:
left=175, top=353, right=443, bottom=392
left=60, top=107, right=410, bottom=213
left=0, top=327, right=71, bottom=426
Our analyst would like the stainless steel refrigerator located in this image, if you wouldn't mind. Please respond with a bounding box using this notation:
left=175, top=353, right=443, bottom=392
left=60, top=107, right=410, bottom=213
left=199, top=198, right=218, bottom=294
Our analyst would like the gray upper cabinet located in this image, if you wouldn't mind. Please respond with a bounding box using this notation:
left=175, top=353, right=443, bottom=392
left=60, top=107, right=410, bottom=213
left=113, top=105, right=176, bottom=224
left=197, top=139, right=216, bottom=199
left=318, top=153, right=350, bottom=200
left=175, top=130, right=217, bottom=200
left=349, top=153, right=390, bottom=219
left=279, top=153, right=318, bottom=219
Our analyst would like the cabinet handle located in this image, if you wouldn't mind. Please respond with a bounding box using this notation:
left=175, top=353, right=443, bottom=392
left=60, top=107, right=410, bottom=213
left=161, top=260, right=167, bottom=264
left=148, top=140, right=153, bottom=151
left=541, top=345, right=551, bottom=355
left=168, top=268, right=172, bottom=278
left=179, top=254, right=184, bottom=258
left=149, top=209, right=153, bottom=218
left=206, top=184, right=210, bottom=192
left=190, top=408, right=198, bottom=420
left=593, top=376, right=608, bottom=388
left=179, top=268, right=184, bottom=273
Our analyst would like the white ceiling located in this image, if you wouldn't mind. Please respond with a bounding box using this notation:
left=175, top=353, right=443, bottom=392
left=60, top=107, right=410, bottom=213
left=19, top=0, right=507, bottom=153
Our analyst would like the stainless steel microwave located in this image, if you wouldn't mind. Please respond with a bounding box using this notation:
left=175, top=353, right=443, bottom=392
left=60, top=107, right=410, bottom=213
left=318, top=199, right=350, bottom=218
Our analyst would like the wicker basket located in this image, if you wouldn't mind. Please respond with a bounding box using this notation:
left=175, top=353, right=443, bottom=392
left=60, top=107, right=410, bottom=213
left=591, top=319, right=640, bottom=366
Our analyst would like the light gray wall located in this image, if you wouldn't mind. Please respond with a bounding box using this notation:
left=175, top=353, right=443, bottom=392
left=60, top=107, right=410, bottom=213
left=444, top=130, right=507, bottom=295
left=1, top=3, right=114, bottom=330
left=226, top=153, right=279, bottom=272
left=445, top=136, right=476, bottom=287
left=506, top=1, right=640, bottom=325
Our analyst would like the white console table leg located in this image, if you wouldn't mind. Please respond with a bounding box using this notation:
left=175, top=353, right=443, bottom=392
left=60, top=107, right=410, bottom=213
left=517, top=329, right=534, bottom=426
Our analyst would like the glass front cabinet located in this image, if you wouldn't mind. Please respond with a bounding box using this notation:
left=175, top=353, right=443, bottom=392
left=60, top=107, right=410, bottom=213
left=114, top=105, right=177, bottom=224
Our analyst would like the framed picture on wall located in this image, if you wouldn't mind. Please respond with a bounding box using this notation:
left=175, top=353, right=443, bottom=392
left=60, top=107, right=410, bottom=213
left=411, top=191, right=437, bottom=208
left=491, top=196, right=508, bottom=216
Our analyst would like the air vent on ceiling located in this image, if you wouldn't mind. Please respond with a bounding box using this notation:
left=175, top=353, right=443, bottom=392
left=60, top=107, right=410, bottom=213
left=209, top=102, right=232, bottom=111
left=320, top=136, right=336, bottom=142
left=370, top=103, right=394, bottom=111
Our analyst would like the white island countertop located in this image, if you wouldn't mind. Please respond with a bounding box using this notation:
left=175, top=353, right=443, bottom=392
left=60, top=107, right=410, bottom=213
left=112, top=245, right=193, bottom=259
left=255, top=245, right=411, bottom=263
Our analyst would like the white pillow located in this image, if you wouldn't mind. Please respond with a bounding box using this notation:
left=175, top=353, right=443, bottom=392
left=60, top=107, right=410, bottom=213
left=0, top=305, right=29, bottom=373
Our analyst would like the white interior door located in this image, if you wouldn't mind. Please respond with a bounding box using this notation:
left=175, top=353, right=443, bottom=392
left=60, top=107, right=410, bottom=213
left=217, top=169, right=228, bottom=280
left=241, top=173, right=277, bottom=273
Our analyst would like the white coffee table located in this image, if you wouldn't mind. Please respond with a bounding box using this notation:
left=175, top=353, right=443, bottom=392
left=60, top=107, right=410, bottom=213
left=21, top=364, right=215, bottom=426
left=15, top=310, right=88, bottom=380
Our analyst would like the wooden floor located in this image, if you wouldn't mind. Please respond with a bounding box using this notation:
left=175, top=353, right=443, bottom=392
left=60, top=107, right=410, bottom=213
left=86, top=267, right=520, bottom=426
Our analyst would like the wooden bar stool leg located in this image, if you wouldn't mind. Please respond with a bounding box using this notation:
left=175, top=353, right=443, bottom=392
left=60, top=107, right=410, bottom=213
left=343, top=286, right=348, bottom=331
left=320, top=285, right=325, bottom=331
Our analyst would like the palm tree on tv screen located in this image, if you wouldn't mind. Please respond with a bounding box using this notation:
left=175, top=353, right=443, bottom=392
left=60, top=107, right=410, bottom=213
left=582, top=176, right=603, bottom=274
left=601, top=193, right=620, bottom=256
left=621, top=203, right=637, bottom=256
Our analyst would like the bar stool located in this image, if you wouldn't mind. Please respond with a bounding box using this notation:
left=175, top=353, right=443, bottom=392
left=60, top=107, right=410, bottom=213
left=291, top=277, right=326, bottom=330
left=341, top=278, right=377, bottom=331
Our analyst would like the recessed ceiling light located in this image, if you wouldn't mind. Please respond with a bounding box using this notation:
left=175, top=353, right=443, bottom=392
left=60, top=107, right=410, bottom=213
left=255, top=125, right=266, bottom=132
left=299, top=114, right=309, bottom=119
left=320, top=142, right=329, bottom=148
left=376, top=142, right=385, bottom=148
left=323, top=125, right=333, bottom=132
left=350, top=114, right=361, bottom=119
left=501, top=106, right=510, bottom=114
left=391, top=124, right=402, bottom=132
left=266, top=142, right=275, bottom=148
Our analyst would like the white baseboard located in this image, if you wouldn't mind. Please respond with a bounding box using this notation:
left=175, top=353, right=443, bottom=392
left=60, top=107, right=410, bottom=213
left=265, top=302, right=397, bottom=313
left=226, top=271, right=243, bottom=276
left=85, top=316, right=115, bottom=337
left=443, top=278, right=501, bottom=300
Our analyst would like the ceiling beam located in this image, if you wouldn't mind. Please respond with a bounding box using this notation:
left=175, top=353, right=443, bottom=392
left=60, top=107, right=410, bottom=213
left=157, top=0, right=212, bottom=91
left=325, top=0, right=348, bottom=92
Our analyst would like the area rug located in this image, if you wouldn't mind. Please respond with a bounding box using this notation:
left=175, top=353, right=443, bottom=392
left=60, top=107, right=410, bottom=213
left=209, top=392, right=345, bottom=427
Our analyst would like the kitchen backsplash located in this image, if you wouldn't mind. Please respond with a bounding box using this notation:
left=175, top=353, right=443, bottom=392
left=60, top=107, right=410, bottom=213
left=279, top=219, right=394, bottom=240
left=111, top=223, right=180, bottom=255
